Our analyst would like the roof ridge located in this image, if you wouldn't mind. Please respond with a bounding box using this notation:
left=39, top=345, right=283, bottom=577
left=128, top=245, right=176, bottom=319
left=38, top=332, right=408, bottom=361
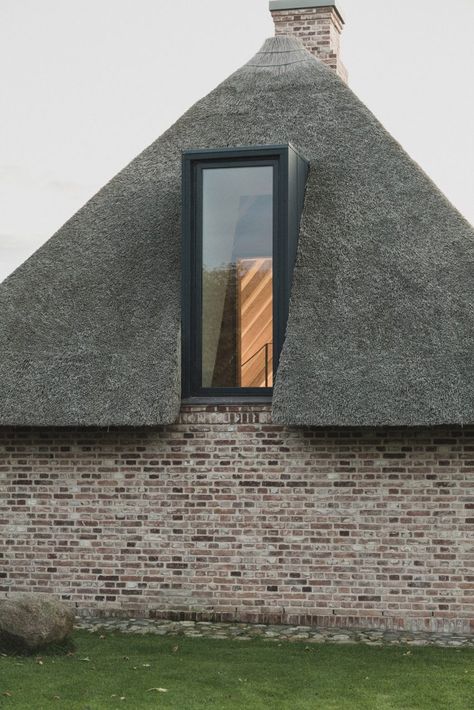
left=246, top=58, right=314, bottom=69
left=256, top=49, right=308, bottom=54
left=244, top=36, right=316, bottom=70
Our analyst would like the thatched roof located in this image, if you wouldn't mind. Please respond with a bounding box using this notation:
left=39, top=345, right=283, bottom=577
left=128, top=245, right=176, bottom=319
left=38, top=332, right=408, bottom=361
left=1, top=36, right=473, bottom=426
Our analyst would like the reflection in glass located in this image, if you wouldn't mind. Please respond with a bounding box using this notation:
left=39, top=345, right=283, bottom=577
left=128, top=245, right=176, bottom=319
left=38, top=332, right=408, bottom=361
left=202, top=166, right=273, bottom=388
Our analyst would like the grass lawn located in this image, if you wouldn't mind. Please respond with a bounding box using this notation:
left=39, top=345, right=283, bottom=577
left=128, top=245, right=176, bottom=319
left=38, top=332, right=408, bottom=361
left=0, top=631, right=473, bottom=709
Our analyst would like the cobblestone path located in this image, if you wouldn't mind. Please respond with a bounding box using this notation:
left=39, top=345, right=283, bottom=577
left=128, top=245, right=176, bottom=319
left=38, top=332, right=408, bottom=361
left=76, top=618, right=474, bottom=649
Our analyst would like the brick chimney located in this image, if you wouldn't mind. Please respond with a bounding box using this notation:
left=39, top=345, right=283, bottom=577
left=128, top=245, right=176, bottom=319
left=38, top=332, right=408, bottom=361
left=269, top=0, right=347, bottom=82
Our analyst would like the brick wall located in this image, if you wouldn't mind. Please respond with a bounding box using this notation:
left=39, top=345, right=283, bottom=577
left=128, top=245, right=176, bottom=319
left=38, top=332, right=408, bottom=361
left=271, top=5, right=348, bottom=82
left=1, top=405, right=473, bottom=633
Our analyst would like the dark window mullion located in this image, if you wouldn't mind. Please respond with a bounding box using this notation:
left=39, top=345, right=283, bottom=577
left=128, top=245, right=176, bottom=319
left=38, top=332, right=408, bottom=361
left=193, top=164, right=204, bottom=396
left=272, top=157, right=281, bottom=384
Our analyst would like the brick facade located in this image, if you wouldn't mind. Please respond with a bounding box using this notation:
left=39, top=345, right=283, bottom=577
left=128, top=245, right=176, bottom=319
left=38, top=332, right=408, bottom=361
left=1, top=405, right=472, bottom=632
left=271, top=5, right=348, bottom=82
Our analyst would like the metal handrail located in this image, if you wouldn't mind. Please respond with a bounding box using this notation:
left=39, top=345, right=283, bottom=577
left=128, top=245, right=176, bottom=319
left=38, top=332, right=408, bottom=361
left=241, top=341, right=273, bottom=386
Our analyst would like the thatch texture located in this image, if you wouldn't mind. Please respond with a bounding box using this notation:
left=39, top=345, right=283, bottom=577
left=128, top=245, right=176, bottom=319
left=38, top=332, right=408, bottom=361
left=1, top=36, right=473, bottom=425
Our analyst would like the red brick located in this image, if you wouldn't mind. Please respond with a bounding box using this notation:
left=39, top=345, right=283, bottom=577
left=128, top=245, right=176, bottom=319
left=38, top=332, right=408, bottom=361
left=0, top=405, right=473, bottom=633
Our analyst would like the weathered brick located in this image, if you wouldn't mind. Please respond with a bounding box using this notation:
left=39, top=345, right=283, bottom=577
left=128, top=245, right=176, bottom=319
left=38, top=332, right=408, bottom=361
left=0, top=405, right=473, bottom=633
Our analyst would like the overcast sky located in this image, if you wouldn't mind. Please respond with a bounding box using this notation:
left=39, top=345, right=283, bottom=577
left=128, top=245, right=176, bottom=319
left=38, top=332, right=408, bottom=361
left=1, top=0, right=473, bottom=283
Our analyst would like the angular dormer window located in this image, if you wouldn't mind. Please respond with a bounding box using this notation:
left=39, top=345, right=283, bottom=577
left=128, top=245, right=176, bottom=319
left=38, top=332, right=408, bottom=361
left=182, top=145, right=308, bottom=398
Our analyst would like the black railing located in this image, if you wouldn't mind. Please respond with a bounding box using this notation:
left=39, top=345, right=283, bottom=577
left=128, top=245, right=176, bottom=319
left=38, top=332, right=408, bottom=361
left=241, top=342, right=273, bottom=387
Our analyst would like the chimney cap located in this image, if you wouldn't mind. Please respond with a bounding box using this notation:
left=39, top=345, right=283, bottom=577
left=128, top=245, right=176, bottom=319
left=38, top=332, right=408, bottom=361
left=269, top=0, right=344, bottom=23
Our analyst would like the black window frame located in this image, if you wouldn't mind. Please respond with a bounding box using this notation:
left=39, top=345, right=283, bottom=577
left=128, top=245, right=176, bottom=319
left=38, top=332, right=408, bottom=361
left=182, top=144, right=308, bottom=401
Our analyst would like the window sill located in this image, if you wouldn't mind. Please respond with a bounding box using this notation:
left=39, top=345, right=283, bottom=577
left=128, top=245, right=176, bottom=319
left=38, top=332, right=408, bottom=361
left=181, top=396, right=272, bottom=405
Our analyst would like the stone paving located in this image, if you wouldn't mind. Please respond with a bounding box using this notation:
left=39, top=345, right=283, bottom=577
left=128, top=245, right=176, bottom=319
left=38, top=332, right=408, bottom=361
left=76, top=618, right=474, bottom=649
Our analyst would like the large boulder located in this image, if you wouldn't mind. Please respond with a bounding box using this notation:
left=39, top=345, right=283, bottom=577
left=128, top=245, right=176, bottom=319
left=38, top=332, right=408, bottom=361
left=0, top=594, right=74, bottom=651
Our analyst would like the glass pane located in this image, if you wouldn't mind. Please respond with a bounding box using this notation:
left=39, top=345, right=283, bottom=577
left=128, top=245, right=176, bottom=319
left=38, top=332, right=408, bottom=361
left=202, top=165, right=273, bottom=388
